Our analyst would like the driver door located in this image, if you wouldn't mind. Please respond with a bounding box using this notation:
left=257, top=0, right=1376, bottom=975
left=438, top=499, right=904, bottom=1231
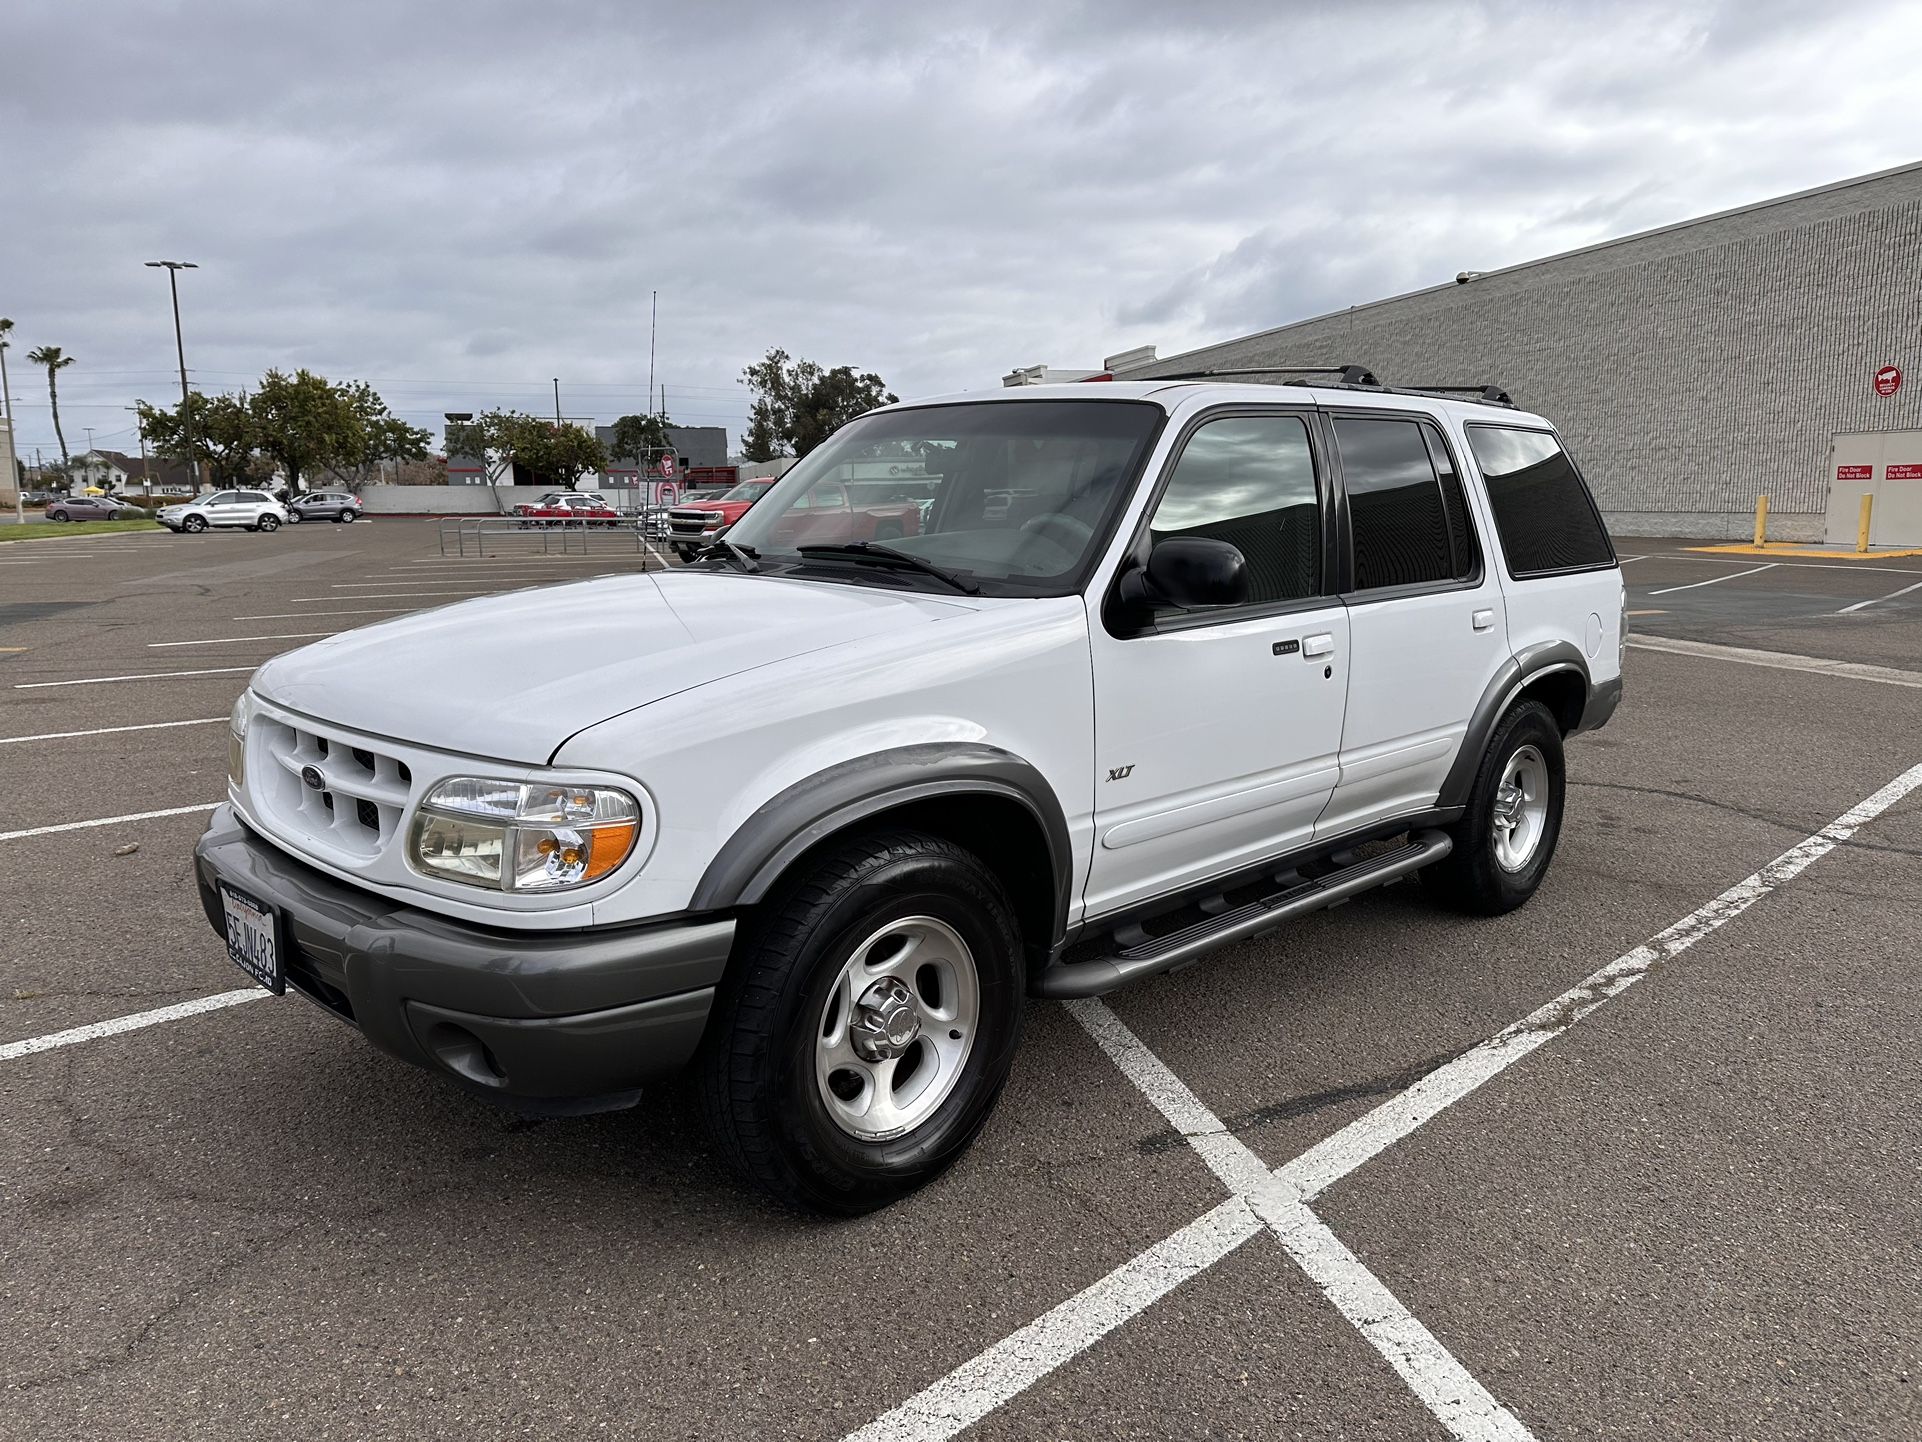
left=1084, top=409, right=1349, bottom=920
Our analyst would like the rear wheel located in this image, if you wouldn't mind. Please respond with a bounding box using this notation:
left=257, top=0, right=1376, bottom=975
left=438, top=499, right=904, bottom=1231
left=50, top=511, right=70, bottom=522
left=698, top=829, right=1026, bottom=1214
left=338, top=509, right=359, bottom=523
left=873, top=521, right=903, bottom=542
left=1422, top=699, right=1565, bottom=915
left=255, top=515, right=280, bottom=532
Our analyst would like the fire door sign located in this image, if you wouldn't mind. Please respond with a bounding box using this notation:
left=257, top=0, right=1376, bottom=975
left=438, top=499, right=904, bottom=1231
left=1886, top=464, right=1922, bottom=480
left=1837, top=465, right=1873, bottom=479
left=1874, top=365, right=1902, bottom=396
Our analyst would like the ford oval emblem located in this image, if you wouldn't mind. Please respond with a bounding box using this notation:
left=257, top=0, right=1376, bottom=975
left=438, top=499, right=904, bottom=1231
left=300, top=765, right=325, bottom=791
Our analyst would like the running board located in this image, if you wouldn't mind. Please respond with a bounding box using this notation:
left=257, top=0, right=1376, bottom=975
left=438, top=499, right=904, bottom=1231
left=1033, top=830, right=1453, bottom=1000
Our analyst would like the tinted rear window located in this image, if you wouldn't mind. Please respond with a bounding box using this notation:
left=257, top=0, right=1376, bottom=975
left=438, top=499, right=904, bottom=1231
left=1467, top=426, right=1615, bottom=576
left=1334, top=417, right=1454, bottom=591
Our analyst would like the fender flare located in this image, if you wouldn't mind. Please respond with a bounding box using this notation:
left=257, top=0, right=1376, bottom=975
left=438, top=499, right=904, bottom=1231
left=690, top=743, right=1073, bottom=944
left=1439, top=641, right=1591, bottom=809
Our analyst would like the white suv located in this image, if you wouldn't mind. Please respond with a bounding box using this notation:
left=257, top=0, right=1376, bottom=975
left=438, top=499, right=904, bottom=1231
left=158, top=489, right=289, bottom=533
left=195, top=373, right=1624, bottom=1212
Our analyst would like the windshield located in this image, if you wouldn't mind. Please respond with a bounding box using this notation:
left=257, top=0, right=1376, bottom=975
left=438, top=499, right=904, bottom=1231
left=714, top=400, right=1163, bottom=595
left=718, top=480, right=774, bottom=502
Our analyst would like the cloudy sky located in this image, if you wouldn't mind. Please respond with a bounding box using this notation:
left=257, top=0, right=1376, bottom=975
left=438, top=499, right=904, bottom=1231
left=4, top=0, right=1920, bottom=462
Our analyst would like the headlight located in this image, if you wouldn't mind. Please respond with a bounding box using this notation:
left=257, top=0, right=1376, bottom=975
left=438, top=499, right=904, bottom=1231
left=228, top=691, right=253, bottom=788
left=408, top=777, right=640, bottom=892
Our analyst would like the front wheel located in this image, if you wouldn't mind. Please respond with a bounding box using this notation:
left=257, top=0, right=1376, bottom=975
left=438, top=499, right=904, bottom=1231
left=1423, top=699, right=1565, bottom=915
left=183, top=515, right=207, bottom=533
left=286, top=509, right=304, bottom=523
left=698, top=829, right=1026, bottom=1214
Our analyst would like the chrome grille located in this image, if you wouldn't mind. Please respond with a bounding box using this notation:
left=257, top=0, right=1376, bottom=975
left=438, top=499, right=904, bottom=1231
left=253, top=713, right=413, bottom=861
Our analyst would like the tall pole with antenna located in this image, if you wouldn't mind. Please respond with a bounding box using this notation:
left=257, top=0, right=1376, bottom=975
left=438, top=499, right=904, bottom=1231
left=648, top=291, right=658, bottom=416
left=0, top=320, right=18, bottom=522
left=145, top=260, right=202, bottom=489
left=553, top=377, right=562, bottom=426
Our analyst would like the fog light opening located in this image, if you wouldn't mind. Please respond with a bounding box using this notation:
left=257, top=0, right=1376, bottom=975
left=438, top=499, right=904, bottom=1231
left=425, top=1022, right=507, bottom=1088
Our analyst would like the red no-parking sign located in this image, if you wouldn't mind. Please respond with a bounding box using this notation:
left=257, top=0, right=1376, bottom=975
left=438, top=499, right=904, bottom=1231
left=1874, top=365, right=1902, bottom=396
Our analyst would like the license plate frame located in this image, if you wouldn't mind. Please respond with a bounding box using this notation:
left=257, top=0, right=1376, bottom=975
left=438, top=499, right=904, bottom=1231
left=218, top=880, right=285, bottom=995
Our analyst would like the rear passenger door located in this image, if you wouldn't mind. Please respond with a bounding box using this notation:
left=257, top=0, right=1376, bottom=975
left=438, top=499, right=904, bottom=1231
left=1318, top=411, right=1508, bottom=835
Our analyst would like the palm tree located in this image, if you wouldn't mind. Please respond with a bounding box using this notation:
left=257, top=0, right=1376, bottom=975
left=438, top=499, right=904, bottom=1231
left=27, top=345, right=75, bottom=464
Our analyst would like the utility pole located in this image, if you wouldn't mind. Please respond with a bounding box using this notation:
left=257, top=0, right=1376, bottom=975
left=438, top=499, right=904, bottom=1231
left=145, top=260, right=202, bottom=489
left=553, top=377, right=562, bottom=426
left=0, top=323, right=18, bottom=522
left=648, top=291, right=658, bottom=415
left=128, top=405, right=152, bottom=496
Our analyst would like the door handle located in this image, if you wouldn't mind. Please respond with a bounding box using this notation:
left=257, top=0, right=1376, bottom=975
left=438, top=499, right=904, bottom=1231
left=1301, top=633, right=1335, bottom=658
left=1472, top=609, right=1496, bottom=632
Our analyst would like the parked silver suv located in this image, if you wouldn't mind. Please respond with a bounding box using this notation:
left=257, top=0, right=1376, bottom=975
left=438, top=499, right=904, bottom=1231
left=158, top=490, right=289, bottom=533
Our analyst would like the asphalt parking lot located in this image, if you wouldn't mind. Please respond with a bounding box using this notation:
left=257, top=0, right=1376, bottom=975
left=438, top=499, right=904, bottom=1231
left=4, top=523, right=1921, bottom=1441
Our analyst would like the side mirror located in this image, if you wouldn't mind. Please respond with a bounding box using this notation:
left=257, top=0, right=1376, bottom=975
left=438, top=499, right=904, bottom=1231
left=1116, top=536, right=1249, bottom=614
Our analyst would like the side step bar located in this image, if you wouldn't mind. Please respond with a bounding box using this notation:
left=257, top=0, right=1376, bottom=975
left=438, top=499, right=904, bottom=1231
left=1033, top=829, right=1453, bottom=1000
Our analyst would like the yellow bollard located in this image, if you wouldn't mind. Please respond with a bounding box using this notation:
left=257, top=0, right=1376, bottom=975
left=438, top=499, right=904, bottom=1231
left=1752, top=494, right=1770, bottom=548
left=1858, top=494, right=1874, bottom=554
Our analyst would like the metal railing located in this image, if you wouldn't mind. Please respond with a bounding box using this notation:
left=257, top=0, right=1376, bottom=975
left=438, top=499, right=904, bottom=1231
left=436, top=508, right=668, bottom=560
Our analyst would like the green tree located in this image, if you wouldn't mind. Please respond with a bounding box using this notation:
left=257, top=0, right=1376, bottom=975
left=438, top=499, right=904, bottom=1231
left=27, top=345, right=75, bottom=463
left=741, top=348, right=896, bottom=458
left=474, top=411, right=607, bottom=489
left=137, top=391, right=265, bottom=488
left=607, top=411, right=672, bottom=461
left=250, top=368, right=358, bottom=491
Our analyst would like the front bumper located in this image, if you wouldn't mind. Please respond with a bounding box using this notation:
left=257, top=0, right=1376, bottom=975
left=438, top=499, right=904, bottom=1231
left=193, top=806, right=735, bottom=1109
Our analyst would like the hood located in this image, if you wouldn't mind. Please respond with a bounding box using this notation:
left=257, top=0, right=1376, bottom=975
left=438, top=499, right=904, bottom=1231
left=251, top=570, right=975, bottom=764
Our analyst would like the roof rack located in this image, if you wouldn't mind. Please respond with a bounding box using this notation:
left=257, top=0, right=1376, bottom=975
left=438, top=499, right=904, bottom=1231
left=1402, top=384, right=1514, bottom=406
left=1148, top=364, right=1381, bottom=387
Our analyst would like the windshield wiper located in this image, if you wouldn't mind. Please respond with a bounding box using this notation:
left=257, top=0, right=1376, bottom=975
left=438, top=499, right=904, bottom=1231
left=692, top=537, right=760, bottom=573
left=795, top=541, right=980, bottom=595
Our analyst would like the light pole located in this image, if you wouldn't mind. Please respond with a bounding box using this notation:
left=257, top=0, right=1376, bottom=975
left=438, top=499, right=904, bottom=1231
left=0, top=318, right=18, bottom=521
left=145, top=260, right=201, bottom=488
left=83, top=426, right=96, bottom=487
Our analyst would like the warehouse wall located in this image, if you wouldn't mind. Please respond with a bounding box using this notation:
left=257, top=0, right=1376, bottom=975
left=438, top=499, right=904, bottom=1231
left=1120, top=164, right=1922, bottom=539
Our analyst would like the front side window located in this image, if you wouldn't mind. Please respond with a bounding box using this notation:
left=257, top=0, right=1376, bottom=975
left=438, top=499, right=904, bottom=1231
left=717, top=400, right=1163, bottom=595
left=1335, top=417, right=1455, bottom=592
left=1465, top=426, right=1616, bottom=576
left=1146, top=414, right=1322, bottom=606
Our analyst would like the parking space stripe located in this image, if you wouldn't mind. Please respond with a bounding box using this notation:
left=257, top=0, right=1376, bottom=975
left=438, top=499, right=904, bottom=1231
left=149, top=631, right=337, bottom=648
left=0, top=717, right=225, bottom=745
left=13, top=666, right=254, bottom=689
left=1646, top=561, right=1778, bottom=595
left=1627, top=635, right=1922, bottom=688
left=233, top=608, right=418, bottom=620
left=0, top=802, right=219, bottom=841
left=841, top=1198, right=1262, bottom=1442
left=0, top=989, right=265, bottom=1062
left=281, top=591, right=497, bottom=602
left=1835, top=578, right=1922, bottom=614
left=1065, top=1000, right=1536, bottom=1442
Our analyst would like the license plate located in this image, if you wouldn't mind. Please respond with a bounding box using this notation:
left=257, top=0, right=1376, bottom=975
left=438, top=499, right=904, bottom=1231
left=219, top=881, right=284, bottom=995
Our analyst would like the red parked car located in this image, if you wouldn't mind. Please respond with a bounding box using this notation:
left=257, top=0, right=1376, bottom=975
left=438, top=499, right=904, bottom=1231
left=513, top=493, right=623, bottom=527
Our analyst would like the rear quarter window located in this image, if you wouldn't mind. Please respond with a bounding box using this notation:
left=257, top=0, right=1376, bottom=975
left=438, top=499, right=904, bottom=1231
left=1465, top=426, right=1615, bottom=577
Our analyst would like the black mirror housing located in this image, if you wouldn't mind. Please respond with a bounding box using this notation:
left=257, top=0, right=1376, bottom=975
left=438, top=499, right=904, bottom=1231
left=1121, top=536, right=1248, bottom=613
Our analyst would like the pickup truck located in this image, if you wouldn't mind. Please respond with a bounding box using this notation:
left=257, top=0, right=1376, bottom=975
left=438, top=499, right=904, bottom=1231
left=663, top=479, right=777, bottom=558
left=195, top=377, right=1623, bottom=1214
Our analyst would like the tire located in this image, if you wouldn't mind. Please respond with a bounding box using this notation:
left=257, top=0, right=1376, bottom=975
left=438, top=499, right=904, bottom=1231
left=50, top=511, right=70, bottom=522
left=337, top=510, right=358, bottom=524
left=183, top=515, right=207, bottom=533
left=698, top=828, right=1027, bottom=1215
left=286, top=509, right=304, bottom=523
left=255, top=515, right=280, bottom=532
left=1423, top=699, right=1565, bottom=916
left=873, top=522, right=903, bottom=542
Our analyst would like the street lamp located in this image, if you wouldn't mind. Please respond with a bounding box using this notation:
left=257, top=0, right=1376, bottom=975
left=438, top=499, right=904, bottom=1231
left=145, top=260, right=201, bottom=488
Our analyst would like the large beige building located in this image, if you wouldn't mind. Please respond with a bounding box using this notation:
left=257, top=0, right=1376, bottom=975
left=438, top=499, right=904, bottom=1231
left=1084, top=163, right=1922, bottom=543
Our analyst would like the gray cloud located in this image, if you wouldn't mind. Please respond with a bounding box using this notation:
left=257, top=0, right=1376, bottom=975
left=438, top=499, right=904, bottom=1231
left=2, top=0, right=1917, bottom=459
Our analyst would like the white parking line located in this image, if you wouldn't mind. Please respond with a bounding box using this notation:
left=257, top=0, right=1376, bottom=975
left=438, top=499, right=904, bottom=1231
left=281, top=591, right=497, bottom=602
left=0, top=990, right=265, bottom=1062
left=0, top=717, right=225, bottom=745
left=1646, top=561, right=1778, bottom=595
left=233, top=607, right=418, bottom=621
left=149, top=631, right=337, bottom=648
left=13, top=666, right=254, bottom=689
left=1628, top=635, right=1922, bottom=688
left=329, top=579, right=552, bottom=588
left=846, top=759, right=1922, bottom=1442
left=1835, top=578, right=1922, bottom=615
left=0, top=802, right=219, bottom=842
